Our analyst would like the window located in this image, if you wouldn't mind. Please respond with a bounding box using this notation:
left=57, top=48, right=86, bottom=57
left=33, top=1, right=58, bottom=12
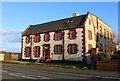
left=54, top=45, right=62, bottom=54
left=100, top=26, right=102, bottom=37
left=25, top=47, right=30, bottom=57
left=35, top=34, right=40, bottom=42
left=68, top=29, right=77, bottom=39
left=26, top=35, right=30, bottom=43
left=54, top=31, right=62, bottom=41
left=88, top=30, right=92, bottom=40
left=34, top=46, right=40, bottom=57
left=104, top=29, right=106, bottom=39
left=44, top=33, right=50, bottom=42
left=110, top=32, right=112, bottom=39
left=89, top=19, right=91, bottom=25
left=68, top=44, right=78, bottom=54
left=107, top=31, right=109, bottom=40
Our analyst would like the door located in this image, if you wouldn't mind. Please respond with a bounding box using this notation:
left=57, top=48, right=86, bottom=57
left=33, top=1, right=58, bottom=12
left=43, top=44, right=50, bottom=60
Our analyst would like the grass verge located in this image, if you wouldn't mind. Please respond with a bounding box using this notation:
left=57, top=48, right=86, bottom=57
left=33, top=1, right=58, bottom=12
left=2, top=60, right=91, bottom=69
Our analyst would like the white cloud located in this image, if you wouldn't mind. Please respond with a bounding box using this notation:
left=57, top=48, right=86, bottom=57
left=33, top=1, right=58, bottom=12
left=0, top=29, right=23, bottom=36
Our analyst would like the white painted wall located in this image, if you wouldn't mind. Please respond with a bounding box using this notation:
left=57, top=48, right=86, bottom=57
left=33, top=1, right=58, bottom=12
left=22, top=28, right=84, bottom=61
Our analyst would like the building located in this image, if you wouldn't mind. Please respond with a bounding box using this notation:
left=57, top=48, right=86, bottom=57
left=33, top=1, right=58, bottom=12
left=21, top=12, right=112, bottom=63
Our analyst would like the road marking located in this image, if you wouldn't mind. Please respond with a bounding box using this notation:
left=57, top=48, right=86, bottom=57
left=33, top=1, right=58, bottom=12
left=15, top=73, right=21, bottom=75
left=37, top=75, right=50, bottom=79
left=9, top=73, right=37, bottom=79
left=21, top=75, right=37, bottom=79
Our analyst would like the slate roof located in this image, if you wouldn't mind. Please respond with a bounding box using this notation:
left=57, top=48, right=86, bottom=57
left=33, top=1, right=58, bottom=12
left=23, top=14, right=87, bottom=35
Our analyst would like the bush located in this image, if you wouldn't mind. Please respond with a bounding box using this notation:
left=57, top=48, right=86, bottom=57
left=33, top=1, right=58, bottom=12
left=95, top=52, right=109, bottom=61
left=111, top=53, right=120, bottom=60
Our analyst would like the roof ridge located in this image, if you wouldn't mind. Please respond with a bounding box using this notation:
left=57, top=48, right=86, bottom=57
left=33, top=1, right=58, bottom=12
left=31, top=14, right=87, bottom=27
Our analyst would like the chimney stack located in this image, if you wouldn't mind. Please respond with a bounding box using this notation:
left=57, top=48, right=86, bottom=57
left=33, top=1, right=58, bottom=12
left=73, top=12, right=80, bottom=17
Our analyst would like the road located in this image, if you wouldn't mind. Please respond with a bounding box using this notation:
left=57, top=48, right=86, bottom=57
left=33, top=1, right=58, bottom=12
left=1, top=63, right=120, bottom=80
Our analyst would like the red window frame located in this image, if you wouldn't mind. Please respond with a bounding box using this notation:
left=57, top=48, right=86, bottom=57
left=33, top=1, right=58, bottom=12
left=68, top=44, right=78, bottom=54
left=35, top=34, right=40, bottom=42
left=26, top=35, right=30, bottom=43
left=25, top=47, right=30, bottom=57
left=44, top=32, right=50, bottom=42
left=68, top=29, right=77, bottom=40
left=34, top=46, right=40, bottom=57
left=54, top=31, right=62, bottom=41
left=54, top=45, right=62, bottom=54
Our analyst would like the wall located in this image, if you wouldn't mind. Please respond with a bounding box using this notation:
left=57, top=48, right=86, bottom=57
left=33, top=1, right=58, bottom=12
left=0, top=53, right=4, bottom=61
left=22, top=27, right=84, bottom=61
left=96, top=60, right=120, bottom=71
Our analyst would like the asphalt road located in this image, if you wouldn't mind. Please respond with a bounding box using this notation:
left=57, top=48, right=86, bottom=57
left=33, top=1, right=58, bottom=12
left=1, top=63, right=120, bottom=80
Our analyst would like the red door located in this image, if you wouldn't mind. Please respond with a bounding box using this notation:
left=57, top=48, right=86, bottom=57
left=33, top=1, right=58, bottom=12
left=43, top=44, right=50, bottom=60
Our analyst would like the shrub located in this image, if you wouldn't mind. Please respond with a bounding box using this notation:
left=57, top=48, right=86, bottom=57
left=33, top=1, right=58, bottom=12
left=111, top=53, right=120, bottom=60
left=95, top=52, right=109, bottom=61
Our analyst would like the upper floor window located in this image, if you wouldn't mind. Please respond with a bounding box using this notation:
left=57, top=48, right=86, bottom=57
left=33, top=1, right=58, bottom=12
left=34, top=46, right=40, bottom=57
left=54, top=31, right=62, bottom=41
left=44, top=32, right=50, bottom=42
left=35, top=34, right=40, bottom=42
left=26, top=35, right=30, bottom=43
left=68, top=29, right=77, bottom=39
left=100, top=26, right=102, bottom=37
left=89, top=19, right=91, bottom=25
left=68, top=44, right=78, bottom=54
left=88, top=30, right=92, bottom=40
left=104, top=29, right=106, bottom=39
left=25, top=47, right=30, bottom=57
left=107, top=31, right=109, bottom=40
left=110, top=32, right=112, bottom=39
left=54, top=45, right=62, bottom=54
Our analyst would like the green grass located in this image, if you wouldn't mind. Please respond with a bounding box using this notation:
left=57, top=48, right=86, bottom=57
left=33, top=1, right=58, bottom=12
left=2, top=60, right=91, bottom=69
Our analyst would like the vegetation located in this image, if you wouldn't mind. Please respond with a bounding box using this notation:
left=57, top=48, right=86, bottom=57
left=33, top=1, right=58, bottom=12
left=111, top=51, right=120, bottom=60
left=95, top=52, right=110, bottom=61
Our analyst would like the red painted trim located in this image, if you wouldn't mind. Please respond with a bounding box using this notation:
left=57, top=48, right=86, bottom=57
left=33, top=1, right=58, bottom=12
left=54, top=45, right=62, bottom=54
left=54, top=31, right=62, bottom=41
left=35, top=34, right=41, bottom=43
left=44, top=32, right=50, bottom=42
left=68, top=28, right=77, bottom=40
left=43, top=44, right=50, bottom=60
left=26, top=35, right=30, bottom=43
left=21, top=37, right=23, bottom=59
left=67, top=44, right=78, bottom=54
left=34, top=46, right=40, bottom=57
left=25, top=47, right=30, bottom=57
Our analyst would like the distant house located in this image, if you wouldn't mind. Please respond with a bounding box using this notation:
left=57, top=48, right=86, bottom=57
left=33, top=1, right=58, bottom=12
left=21, top=12, right=112, bottom=63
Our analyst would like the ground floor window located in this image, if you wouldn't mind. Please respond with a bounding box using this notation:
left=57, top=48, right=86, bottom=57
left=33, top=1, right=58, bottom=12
left=68, top=44, right=77, bottom=54
left=54, top=45, right=62, bottom=54
left=34, top=46, right=40, bottom=57
left=25, top=47, right=30, bottom=57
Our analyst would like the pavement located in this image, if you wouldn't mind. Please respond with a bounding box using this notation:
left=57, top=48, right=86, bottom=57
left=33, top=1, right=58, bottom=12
left=1, top=63, right=120, bottom=80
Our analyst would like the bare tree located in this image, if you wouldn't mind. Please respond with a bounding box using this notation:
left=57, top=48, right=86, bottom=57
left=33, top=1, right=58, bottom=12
left=106, top=31, right=120, bottom=55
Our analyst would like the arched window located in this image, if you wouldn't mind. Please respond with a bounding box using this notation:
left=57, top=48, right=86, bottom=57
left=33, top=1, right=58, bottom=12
left=100, top=26, right=102, bottom=37
left=88, top=44, right=92, bottom=53
left=107, top=31, right=109, bottom=40
left=104, top=29, right=106, bottom=39
left=110, top=32, right=112, bottom=39
left=89, top=19, right=91, bottom=25
left=88, top=30, right=92, bottom=40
